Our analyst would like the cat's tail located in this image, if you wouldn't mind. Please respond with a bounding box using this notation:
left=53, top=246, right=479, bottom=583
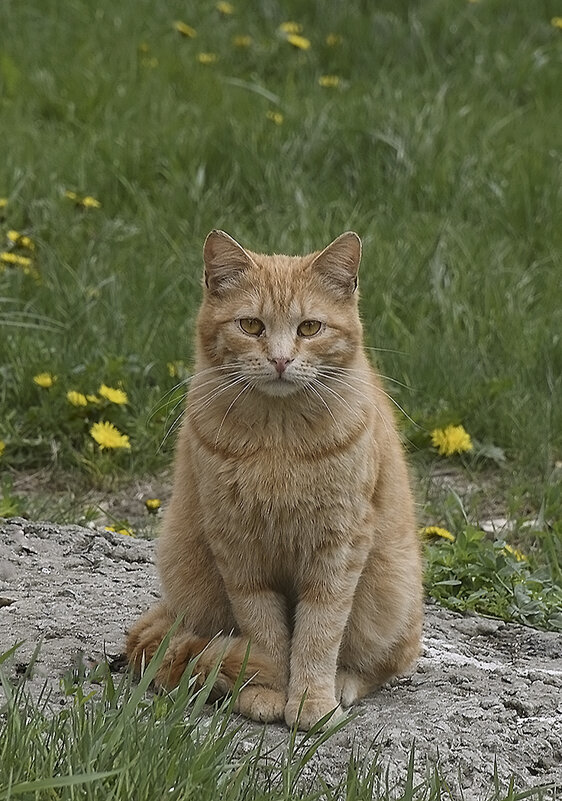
left=126, top=603, right=278, bottom=694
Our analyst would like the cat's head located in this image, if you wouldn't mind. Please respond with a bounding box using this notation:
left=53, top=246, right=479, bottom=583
left=197, top=230, right=363, bottom=398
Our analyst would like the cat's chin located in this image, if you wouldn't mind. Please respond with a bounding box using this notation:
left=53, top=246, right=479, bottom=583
left=256, top=379, right=301, bottom=398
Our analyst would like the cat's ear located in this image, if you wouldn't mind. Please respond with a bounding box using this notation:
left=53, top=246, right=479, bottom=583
left=203, top=230, right=254, bottom=294
left=309, top=232, right=362, bottom=297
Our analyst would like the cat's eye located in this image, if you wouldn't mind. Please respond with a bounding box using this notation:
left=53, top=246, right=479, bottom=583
left=239, top=318, right=265, bottom=336
left=297, top=320, right=322, bottom=337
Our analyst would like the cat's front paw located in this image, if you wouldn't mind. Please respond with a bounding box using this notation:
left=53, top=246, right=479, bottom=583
left=284, top=694, right=346, bottom=731
left=234, top=686, right=287, bottom=723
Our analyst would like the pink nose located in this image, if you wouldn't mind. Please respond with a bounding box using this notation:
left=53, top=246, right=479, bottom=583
left=271, top=357, right=292, bottom=375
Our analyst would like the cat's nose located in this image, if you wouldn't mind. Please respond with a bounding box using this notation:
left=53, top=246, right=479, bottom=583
left=270, top=357, right=292, bottom=375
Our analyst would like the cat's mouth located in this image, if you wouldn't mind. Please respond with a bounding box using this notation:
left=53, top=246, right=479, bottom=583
left=258, top=375, right=301, bottom=397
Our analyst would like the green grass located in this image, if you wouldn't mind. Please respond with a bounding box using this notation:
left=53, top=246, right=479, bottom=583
left=0, top=645, right=556, bottom=801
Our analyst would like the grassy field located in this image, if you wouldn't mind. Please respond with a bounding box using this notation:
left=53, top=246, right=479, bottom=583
left=0, top=0, right=561, bottom=796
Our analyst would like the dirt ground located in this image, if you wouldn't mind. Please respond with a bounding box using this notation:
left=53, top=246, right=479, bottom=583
left=1, top=516, right=561, bottom=799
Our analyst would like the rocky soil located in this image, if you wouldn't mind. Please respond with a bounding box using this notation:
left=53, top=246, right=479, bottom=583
left=1, top=516, right=561, bottom=799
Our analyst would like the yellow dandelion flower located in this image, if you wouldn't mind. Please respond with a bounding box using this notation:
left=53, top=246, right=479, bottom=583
left=174, top=20, right=197, bottom=38
left=33, top=372, right=56, bottom=388
left=326, top=33, right=342, bottom=46
left=286, top=34, right=311, bottom=50
left=105, top=525, right=135, bottom=537
left=233, top=34, right=252, bottom=47
left=145, top=498, right=162, bottom=512
left=81, top=196, right=101, bottom=208
left=1, top=252, right=33, bottom=267
left=66, top=390, right=88, bottom=407
left=318, top=75, right=340, bottom=88
left=0, top=440, right=5, bottom=458
left=65, top=190, right=78, bottom=200
left=266, top=110, right=284, bottom=125
left=0, top=198, right=8, bottom=209
left=98, top=384, right=128, bottom=405
left=86, top=394, right=101, bottom=404
left=197, top=52, right=217, bottom=64
left=217, top=1, right=234, bottom=14
left=551, top=17, right=562, bottom=28
left=431, top=424, right=473, bottom=457
left=279, top=21, right=303, bottom=34
left=503, top=543, right=527, bottom=562
left=90, top=421, right=131, bottom=450
left=420, top=526, right=455, bottom=542
left=7, top=230, right=35, bottom=250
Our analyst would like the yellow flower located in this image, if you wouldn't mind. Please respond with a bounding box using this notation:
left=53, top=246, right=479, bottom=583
left=33, top=372, right=56, bottom=388
left=233, top=34, right=252, bottom=47
left=266, top=110, right=284, bottom=126
left=7, top=230, right=35, bottom=250
left=66, top=390, right=88, bottom=407
left=217, top=1, right=234, bottom=14
left=0, top=198, right=7, bottom=209
left=279, top=21, right=303, bottom=34
left=197, top=52, right=217, bottom=64
left=420, top=526, right=455, bottom=542
left=503, top=543, right=527, bottom=562
left=105, top=525, right=135, bottom=537
left=98, top=384, right=128, bottom=405
left=431, top=424, right=473, bottom=457
left=86, top=394, right=101, bottom=403
left=90, top=421, right=131, bottom=450
left=1, top=252, right=33, bottom=267
left=286, top=34, right=311, bottom=50
left=326, top=33, right=342, bottom=46
left=0, top=440, right=5, bottom=458
left=318, top=75, right=340, bottom=88
left=174, top=20, right=197, bottom=37
left=81, top=196, right=101, bottom=208
left=145, top=498, right=162, bottom=512
left=551, top=17, right=562, bottom=28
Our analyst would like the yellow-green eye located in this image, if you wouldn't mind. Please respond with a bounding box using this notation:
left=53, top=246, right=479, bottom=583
left=239, top=318, right=265, bottom=336
left=297, top=320, right=322, bottom=337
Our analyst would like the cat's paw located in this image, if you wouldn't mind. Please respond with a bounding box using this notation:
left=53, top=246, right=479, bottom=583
left=284, top=695, right=346, bottom=731
left=335, top=669, right=363, bottom=707
left=234, top=686, right=287, bottom=723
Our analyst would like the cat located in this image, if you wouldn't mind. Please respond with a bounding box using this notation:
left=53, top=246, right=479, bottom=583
left=126, top=230, right=423, bottom=730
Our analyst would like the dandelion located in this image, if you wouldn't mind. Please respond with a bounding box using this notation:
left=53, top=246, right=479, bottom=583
left=318, top=75, right=340, bottom=88
left=7, top=230, right=35, bottom=250
left=420, top=526, right=455, bottom=542
left=174, top=21, right=197, bottom=38
left=105, top=525, right=135, bottom=537
left=326, top=33, right=342, bottom=46
left=90, top=421, right=131, bottom=450
left=98, top=384, right=128, bottom=405
left=66, top=390, right=88, bottom=407
left=86, top=394, right=101, bottom=403
left=0, top=440, right=5, bottom=458
left=145, top=498, right=162, bottom=512
left=1, top=252, right=33, bottom=268
left=197, top=52, right=217, bottom=64
left=431, top=424, right=473, bottom=457
left=0, top=198, right=7, bottom=210
left=551, top=17, right=562, bottom=28
left=286, top=34, right=311, bottom=50
left=233, top=34, right=252, bottom=47
left=65, top=190, right=101, bottom=209
left=217, top=1, right=234, bottom=14
left=503, top=543, right=527, bottom=562
left=33, top=372, right=56, bottom=388
left=266, top=110, right=284, bottom=125
left=279, top=22, right=303, bottom=35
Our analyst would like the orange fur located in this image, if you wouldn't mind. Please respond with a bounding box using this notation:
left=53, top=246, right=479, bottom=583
left=126, top=230, right=423, bottom=729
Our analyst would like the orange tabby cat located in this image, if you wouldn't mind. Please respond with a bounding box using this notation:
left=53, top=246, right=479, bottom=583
left=127, top=230, right=423, bottom=730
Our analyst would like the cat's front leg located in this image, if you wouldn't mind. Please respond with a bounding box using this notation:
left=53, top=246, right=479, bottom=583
left=285, top=547, right=367, bottom=730
left=220, top=572, right=291, bottom=722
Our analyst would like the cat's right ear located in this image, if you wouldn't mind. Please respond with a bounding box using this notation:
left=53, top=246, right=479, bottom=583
left=203, top=230, right=254, bottom=294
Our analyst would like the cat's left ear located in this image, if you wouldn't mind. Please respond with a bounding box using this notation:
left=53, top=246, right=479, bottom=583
left=203, top=230, right=255, bottom=294
left=309, top=232, right=362, bottom=297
